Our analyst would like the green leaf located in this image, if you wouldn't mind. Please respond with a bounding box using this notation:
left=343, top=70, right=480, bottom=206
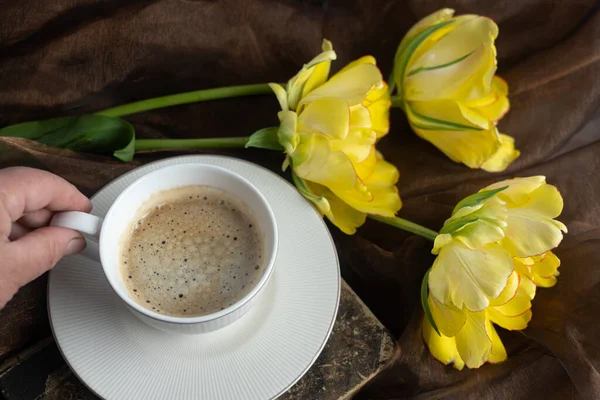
left=452, top=186, right=508, bottom=215
left=292, top=172, right=323, bottom=203
left=291, top=172, right=331, bottom=216
left=421, top=269, right=441, bottom=336
left=393, top=20, right=454, bottom=98
left=245, top=127, right=283, bottom=151
left=439, top=216, right=479, bottom=235
left=0, top=115, right=136, bottom=161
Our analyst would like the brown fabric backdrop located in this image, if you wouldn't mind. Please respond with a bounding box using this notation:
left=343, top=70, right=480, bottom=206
left=1, top=0, right=600, bottom=398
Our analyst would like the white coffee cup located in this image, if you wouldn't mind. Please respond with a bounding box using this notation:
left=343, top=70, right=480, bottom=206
left=50, top=163, right=278, bottom=335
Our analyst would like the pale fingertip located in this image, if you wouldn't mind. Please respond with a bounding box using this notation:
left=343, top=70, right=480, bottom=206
left=65, top=237, right=86, bottom=255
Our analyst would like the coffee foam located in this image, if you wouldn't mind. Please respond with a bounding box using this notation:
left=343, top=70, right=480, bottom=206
left=119, top=185, right=264, bottom=317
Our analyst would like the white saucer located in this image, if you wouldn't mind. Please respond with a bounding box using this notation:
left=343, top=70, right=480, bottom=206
left=48, top=155, right=340, bottom=400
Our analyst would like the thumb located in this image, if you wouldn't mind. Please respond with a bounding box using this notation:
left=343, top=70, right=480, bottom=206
left=5, top=226, right=86, bottom=287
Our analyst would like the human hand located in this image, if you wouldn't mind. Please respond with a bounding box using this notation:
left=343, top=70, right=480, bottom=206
left=0, top=167, right=91, bottom=308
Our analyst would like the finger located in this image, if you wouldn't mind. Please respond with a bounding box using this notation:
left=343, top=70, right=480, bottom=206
left=8, top=222, right=31, bottom=241
left=0, top=168, right=91, bottom=235
left=3, top=226, right=86, bottom=288
left=18, top=209, right=55, bottom=229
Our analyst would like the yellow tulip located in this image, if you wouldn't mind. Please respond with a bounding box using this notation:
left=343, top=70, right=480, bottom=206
left=422, top=176, right=566, bottom=369
left=393, top=8, right=519, bottom=172
left=267, top=40, right=401, bottom=234
left=428, top=176, right=567, bottom=312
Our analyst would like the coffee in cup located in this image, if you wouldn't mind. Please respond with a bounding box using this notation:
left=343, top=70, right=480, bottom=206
left=119, top=185, right=264, bottom=317
left=50, top=162, right=278, bottom=334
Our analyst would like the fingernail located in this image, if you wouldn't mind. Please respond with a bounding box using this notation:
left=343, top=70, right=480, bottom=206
left=65, top=237, right=86, bottom=255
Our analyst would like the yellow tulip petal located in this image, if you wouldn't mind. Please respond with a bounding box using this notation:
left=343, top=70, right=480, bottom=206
left=353, top=147, right=377, bottom=182
left=429, top=241, right=514, bottom=311
left=488, top=271, right=519, bottom=307
left=531, top=251, right=560, bottom=287
left=471, top=76, right=510, bottom=123
left=330, top=128, right=376, bottom=164
left=338, top=55, right=377, bottom=73
left=429, top=295, right=467, bottom=337
left=491, top=284, right=531, bottom=318
left=414, top=125, right=501, bottom=169
left=302, top=40, right=334, bottom=97
left=404, top=8, right=455, bottom=43
left=298, top=97, right=350, bottom=139
left=409, top=15, right=497, bottom=71
left=323, top=194, right=367, bottom=235
left=362, top=152, right=400, bottom=187
left=493, top=75, right=508, bottom=95
left=492, top=75, right=508, bottom=97
left=408, top=99, right=486, bottom=130
left=269, top=83, right=289, bottom=111
left=487, top=320, right=508, bottom=364
left=484, top=176, right=546, bottom=207
left=405, top=17, right=498, bottom=101
left=410, top=45, right=496, bottom=103
left=488, top=266, right=534, bottom=331
left=453, top=51, right=499, bottom=105
left=488, top=308, right=532, bottom=331
left=331, top=151, right=401, bottom=217
left=516, top=257, right=535, bottom=266
left=287, top=47, right=337, bottom=110
left=457, top=102, right=492, bottom=129
left=367, top=93, right=391, bottom=137
left=334, top=184, right=401, bottom=218
left=287, top=68, right=314, bottom=111
left=349, top=105, right=372, bottom=129
left=481, top=133, right=520, bottom=172
left=534, top=275, right=559, bottom=288
left=501, top=213, right=566, bottom=258
left=300, top=63, right=383, bottom=107
left=404, top=21, right=462, bottom=77
left=513, top=260, right=537, bottom=300
left=365, top=80, right=389, bottom=103
left=432, top=233, right=453, bottom=255
left=454, top=310, right=492, bottom=369
left=516, top=183, right=564, bottom=219
left=292, top=132, right=359, bottom=193
left=464, top=76, right=508, bottom=108
left=303, top=181, right=367, bottom=235
left=486, top=176, right=565, bottom=247
left=422, top=315, right=466, bottom=371
left=407, top=101, right=502, bottom=169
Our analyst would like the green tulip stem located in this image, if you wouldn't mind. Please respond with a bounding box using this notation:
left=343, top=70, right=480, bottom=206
left=387, top=71, right=397, bottom=94
left=390, top=95, right=404, bottom=109
left=369, top=215, right=438, bottom=242
left=95, top=83, right=273, bottom=118
left=134, top=137, right=250, bottom=151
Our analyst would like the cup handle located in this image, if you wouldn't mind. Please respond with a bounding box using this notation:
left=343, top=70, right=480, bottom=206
left=50, top=211, right=104, bottom=262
